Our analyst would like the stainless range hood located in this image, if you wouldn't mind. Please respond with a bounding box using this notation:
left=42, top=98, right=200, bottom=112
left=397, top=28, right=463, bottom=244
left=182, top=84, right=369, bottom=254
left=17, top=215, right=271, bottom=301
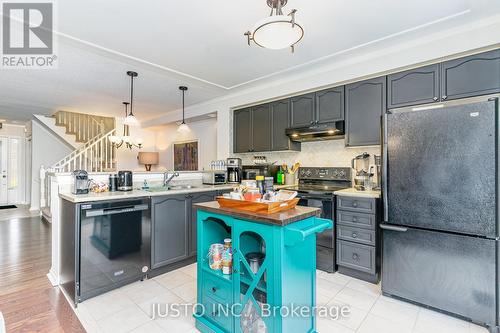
left=286, top=121, right=345, bottom=142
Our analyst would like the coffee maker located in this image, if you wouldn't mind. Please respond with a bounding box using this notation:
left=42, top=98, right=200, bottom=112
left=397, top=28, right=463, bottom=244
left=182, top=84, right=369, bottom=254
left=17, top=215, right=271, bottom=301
left=351, top=152, right=373, bottom=191
left=71, top=170, right=90, bottom=195
left=226, top=158, right=242, bottom=184
left=118, top=170, right=133, bottom=191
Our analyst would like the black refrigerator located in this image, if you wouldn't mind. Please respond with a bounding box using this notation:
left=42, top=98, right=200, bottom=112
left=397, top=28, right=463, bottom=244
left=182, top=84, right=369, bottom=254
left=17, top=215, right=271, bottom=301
left=381, top=96, right=499, bottom=332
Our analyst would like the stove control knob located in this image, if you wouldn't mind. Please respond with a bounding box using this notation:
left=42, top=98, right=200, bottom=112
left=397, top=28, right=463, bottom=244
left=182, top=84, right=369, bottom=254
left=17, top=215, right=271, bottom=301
left=332, top=170, right=339, bottom=178
left=300, top=170, right=306, bottom=176
left=339, top=170, right=346, bottom=178
left=305, top=170, right=312, bottom=177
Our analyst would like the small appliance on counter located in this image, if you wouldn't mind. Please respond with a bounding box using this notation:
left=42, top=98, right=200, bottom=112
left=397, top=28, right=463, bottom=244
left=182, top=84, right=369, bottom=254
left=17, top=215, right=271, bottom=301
left=202, top=170, right=227, bottom=185
left=226, top=158, right=242, bottom=184
left=117, top=171, right=133, bottom=191
left=242, top=164, right=279, bottom=182
left=108, top=174, right=118, bottom=192
left=351, top=152, right=373, bottom=191
left=71, top=170, right=90, bottom=195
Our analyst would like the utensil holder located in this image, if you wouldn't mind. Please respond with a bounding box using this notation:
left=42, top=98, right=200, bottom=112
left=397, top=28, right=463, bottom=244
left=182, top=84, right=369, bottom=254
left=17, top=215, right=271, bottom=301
left=285, top=173, right=296, bottom=185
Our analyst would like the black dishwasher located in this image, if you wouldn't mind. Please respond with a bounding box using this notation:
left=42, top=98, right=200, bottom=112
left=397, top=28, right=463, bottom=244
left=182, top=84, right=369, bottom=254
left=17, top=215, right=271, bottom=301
left=77, top=199, right=151, bottom=302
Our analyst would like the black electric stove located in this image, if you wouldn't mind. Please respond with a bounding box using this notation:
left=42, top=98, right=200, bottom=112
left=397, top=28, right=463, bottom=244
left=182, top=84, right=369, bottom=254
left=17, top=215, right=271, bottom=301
left=285, top=167, right=352, bottom=273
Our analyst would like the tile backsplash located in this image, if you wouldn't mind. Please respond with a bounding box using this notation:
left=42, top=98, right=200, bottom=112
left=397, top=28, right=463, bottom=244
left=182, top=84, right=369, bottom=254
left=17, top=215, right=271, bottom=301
left=234, top=140, right=381, bottom=168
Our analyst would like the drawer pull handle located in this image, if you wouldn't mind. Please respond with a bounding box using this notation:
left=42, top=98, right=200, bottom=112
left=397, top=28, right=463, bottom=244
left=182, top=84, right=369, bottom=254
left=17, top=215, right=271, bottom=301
left=352, top=216, right=358, bottom=222
left=352, top=202, right=358, bottom=207
left=211, top=287, right=217, bottom=293
left=352, top=233, right=357, bottom=238
left=352, top=253, right=359, bottom=261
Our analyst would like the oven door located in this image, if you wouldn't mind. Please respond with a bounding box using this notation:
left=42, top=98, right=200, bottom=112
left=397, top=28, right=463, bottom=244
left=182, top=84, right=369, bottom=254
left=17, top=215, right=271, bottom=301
left=297, top=194, right=334, bottom=248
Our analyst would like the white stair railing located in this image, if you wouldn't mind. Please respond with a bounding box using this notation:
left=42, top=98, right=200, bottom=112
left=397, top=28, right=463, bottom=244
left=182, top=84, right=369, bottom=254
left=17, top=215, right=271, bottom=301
left=49, top=128, right=117, bottom=173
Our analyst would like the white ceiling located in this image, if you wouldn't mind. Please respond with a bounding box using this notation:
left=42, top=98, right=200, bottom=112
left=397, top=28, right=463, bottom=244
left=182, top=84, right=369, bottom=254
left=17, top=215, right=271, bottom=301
left=1, top=0, right=499, bottom=122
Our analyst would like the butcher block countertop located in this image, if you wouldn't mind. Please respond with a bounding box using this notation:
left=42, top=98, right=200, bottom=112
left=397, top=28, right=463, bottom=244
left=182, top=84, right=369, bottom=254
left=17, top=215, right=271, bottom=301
left=194, top=201, right=321, bottom=226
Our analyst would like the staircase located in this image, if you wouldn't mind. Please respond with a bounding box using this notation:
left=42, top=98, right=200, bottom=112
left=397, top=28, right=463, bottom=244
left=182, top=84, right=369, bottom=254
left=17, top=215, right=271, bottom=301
left=53, top=110, right=115, bottom=144
left=40, top=111, right=118, bottom=222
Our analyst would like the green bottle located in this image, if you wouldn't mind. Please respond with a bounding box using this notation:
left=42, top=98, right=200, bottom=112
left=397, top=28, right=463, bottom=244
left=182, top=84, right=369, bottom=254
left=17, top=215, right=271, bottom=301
left=277, top=167, right=285, bottom=185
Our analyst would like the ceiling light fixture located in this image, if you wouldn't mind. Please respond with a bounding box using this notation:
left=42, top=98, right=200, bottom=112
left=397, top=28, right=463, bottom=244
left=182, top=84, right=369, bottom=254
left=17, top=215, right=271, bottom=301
left=178, top=86, right=190, bottom=133
left=123, top=71, right=140, bottom=126
left=244, top=0, right=304, bottom=53
left=109, top=101, right=143, bottom=149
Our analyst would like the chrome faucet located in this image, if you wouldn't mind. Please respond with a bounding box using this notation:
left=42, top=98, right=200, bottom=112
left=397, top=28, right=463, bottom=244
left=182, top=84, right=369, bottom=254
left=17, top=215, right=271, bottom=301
left=163, top=171, right=180, bottom=187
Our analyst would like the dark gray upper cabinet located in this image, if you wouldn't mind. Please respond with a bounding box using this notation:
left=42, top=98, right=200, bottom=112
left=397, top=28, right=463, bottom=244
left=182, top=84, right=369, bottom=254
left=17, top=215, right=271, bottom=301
left=290, top=93, right=315, bottom=127
left=189, top=191, right=217, bottom=257
left=271, top=99, right=300, bottom=151
left=345, top=76, right=386, bottom=147
left=152, top=195, right=189, bottom=269
left=387, top=64, right=440, bottom=108
left=441, top=49, right=500, bottom=101
left=316, top=86, right=344, bottom=123
left=251, top=104, right=272, bottom=152
left=233, top=108, right=252, bottom=153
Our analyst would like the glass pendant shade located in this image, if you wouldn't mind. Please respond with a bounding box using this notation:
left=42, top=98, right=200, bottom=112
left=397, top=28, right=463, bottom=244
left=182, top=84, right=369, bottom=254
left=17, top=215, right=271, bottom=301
left=177, top=122, right=190, bottom=133
left=252, top=15, right=304, bottom=49
left=124, top=114, right=139, bottom=126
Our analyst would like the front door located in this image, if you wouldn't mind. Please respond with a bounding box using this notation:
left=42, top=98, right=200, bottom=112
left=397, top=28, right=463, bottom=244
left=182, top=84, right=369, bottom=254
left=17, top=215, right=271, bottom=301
left=0, top=138, right=9, bottom=204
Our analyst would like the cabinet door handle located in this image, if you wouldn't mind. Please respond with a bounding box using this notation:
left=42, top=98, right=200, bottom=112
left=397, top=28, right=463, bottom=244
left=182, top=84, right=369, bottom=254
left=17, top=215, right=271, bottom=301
left=352, top=201, right=358, bottom=208
left=352, top=253, right=359, bottom=261
left=352, top=232, right=358, bottom=238
left=211, top=287, right=217, bottom=293
left=442, top=95, right=447, bottom=100
left=433, top=97, right=438, bottom=101
left=352, top=216, right=358, bottom=222
left=310, top=121, right=314, bottom=124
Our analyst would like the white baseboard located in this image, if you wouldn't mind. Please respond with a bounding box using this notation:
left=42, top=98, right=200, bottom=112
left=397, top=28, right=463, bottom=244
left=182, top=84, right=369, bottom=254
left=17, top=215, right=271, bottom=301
left=46, top=270, right=58, bottom=287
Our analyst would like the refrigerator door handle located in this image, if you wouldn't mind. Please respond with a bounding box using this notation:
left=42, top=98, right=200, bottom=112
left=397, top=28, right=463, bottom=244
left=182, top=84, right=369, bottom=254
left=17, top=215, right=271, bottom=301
left=382, top=112, right=389, bottom=222
left=380, top=223, right=408, bottom=232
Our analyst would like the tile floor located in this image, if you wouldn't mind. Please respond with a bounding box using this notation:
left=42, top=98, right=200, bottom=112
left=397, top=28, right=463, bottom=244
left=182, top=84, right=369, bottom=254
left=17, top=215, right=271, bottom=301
left=74, top=263, right=489, bottom=333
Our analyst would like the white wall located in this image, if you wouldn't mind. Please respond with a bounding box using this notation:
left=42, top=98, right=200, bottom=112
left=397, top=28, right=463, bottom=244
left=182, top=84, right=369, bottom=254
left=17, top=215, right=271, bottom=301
left=31, top=120, right=73, bottom=210
left=155, top=118, right=217, bottom=171
left=114, top=117, right=157, bottom=171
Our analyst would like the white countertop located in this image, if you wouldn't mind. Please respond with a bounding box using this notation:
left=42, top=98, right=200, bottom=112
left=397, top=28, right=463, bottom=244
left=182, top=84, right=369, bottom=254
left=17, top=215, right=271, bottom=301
left=334, top=188, right=381, bottom=198
left=60, top=184, right=236, bottom=203
left=59, top=184, right=291, bottom=203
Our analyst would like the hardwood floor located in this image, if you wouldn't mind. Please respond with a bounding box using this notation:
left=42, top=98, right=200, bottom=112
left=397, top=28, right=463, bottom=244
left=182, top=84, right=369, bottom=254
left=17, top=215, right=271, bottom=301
left=0, top=213, right=85, bottom=332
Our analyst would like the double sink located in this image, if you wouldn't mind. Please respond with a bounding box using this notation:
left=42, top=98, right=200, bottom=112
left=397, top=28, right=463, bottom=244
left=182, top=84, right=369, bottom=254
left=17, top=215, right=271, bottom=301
left=144, top=185, right=199, bottom=192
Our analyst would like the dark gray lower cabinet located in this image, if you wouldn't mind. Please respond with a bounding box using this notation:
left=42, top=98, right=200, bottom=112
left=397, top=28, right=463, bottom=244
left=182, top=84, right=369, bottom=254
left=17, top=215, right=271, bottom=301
left=387, top=64, right=440, bottom=108
left=441, top=49, right=500, bottom=101
left=345, top=77, right=386, bottom=147
left=189, top=191, right=217, bottom=257
left=152, top=195, right=189, bottom=269
left=336, top=195, right=380, bottom=283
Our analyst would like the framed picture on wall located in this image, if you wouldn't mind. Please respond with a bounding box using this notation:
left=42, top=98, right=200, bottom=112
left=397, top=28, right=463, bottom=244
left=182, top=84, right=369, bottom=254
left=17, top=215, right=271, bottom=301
left=173, top=140, right=199, bottom=171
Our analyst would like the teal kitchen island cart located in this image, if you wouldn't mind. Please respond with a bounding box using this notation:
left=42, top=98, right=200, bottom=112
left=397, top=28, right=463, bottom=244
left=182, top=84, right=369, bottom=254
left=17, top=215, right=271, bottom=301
left=194, top=201, right=332, bottom=333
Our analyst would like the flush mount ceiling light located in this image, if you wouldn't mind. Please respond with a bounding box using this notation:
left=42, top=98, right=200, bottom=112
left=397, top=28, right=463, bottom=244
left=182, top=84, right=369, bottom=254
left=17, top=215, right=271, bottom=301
left=244, top=0, right=304, bottom=52
left=178, top=86, right=190, bottom=133
left=123, top=71, right=140, bottom=127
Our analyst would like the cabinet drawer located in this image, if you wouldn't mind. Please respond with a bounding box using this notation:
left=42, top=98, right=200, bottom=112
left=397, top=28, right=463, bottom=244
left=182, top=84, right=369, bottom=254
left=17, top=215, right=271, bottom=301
left=202, top=275, right=232, bottom=303
left=337, top=225, right=376, bottom=246
left=337, top=240, right=376, bottom=274
left=337, top=196, right=376, bottom=214
left=337, top=210, right=376, bottom=229
left=201, top=295, right=232, bottom=332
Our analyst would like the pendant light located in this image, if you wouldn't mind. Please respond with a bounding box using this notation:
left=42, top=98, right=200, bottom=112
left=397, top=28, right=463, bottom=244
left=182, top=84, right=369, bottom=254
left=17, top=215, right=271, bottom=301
left=244, top=0, right=303, bottom=52
left=124, top=71, right=140, bottom=126
left=109, top=101, right=143, bottom=149
left=178, top=86, right=190, bottom=132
